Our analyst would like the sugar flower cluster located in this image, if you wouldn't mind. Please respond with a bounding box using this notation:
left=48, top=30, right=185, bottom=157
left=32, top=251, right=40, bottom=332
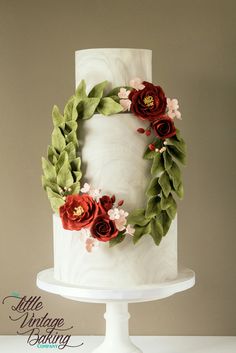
left=59, top=183, right=135, bottom=252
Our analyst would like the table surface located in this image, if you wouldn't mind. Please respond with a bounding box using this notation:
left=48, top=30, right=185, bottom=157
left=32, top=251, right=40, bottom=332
left=0, top=336, right=235, bottom=353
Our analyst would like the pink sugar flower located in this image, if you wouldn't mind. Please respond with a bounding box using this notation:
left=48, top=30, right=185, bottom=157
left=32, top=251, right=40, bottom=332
left=120, top=99, right=131, bottom=112
left=130, top=77, right=145, bottom=91
left=118, top=88, right=131, bottom=99
left=167, top=98, right=182, bottom=120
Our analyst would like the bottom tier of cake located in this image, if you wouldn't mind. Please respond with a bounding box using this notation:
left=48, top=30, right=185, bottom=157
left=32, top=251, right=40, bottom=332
left=53, top=214, right=177, bottom=288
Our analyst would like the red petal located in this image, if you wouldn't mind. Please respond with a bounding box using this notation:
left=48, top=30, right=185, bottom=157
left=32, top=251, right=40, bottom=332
left=137, top=128, right=145, bottom=134
left=148, top=143, right=156, bottom=151
left=118, top=200, right=124, bottom=207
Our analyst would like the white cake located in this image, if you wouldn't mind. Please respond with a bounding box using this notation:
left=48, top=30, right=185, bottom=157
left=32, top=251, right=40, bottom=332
left=53, top=48, right=178, bottom=288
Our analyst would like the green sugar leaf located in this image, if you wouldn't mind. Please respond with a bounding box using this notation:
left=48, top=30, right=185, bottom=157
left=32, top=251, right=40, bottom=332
left=69, top=182, right=81, bottom=194
left=109, top=231, right=126, bottom=247
left=89, top=81, right=108, bottom=99
left=159, top=211, right=172, bottom=236
left=163, top=150, right=173, bottom=170
left=55, top=151, right=69, bottom=173
left=65, top=121, right=78, bottom=133
left=73, top=171, right=82, bottom=182
left=70, top=157, right=81, bottom=171
left=52, top=105, right=64, bottom=127
left=47, top=145, right=58, bottom=165
left=143, top=139, right=162, bottom=160
left=151, top=153, right=165, bottom=176
left=167, top=145, right=186, bottom=165
left=75, top=80, right=87, bottom=100
left=150, top=218, right=163, bottom=245
left=133, top=222, right=151, bottom=245
left=166, top=198, right=177, bottom=220
left=51, top=127, right=66, bottom=153
left=167, top=161, right=181, bottom=189
left=166, top=136, right=186, bottom=154
left=97, top=97, right=123, bottom=115
left=127, top=208, right=150, bottom=226
left=145, top=195, right=162, bottom=218
left=66, top=131, right=79, bottom=147
left=64, top=96, right=78, bottom=122
left=160, top=193, right=175, bottom=210
left=77, top=98, right=100, bottom=119
left=42, top=157, right=57, bottom=182
left=41, top=176, right=59, bottom=193
left=173, top=181, right=184, bottom=199
left=46, top=187, right=65, bottom=214
left=107, top=95, right=120, bottom=103
left=64, top=142, right=76, bottom=161
left=57, top=160, right=74, bottom=188
left=158, top=171, right=171, bottom=198
left=146, top=177, right=162, bottom=197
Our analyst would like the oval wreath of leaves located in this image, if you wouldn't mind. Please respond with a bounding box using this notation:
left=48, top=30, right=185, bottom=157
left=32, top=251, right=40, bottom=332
left=42, top=80, right=186, bottom=247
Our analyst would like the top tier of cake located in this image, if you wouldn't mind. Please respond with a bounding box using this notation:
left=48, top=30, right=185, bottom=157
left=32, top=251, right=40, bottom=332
left=75, top=48, right=152, bottom=91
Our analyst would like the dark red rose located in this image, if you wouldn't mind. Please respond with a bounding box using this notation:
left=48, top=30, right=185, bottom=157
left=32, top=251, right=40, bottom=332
left=99, top=195, right=114, bottom=212
left=59, top=194, right=99, bottom=231
left=151, top=115, right=176, bottom=140
left=129, top=82, right=167, bottom=121
left=90, top=214, right=118, bottom=242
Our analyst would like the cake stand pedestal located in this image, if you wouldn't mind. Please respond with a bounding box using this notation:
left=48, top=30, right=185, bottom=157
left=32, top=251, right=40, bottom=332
left=37, top=267, right=195, bottom=353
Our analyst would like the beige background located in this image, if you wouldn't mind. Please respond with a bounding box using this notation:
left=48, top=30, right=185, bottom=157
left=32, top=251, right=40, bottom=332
left=0, top=0, right=235, bottom=336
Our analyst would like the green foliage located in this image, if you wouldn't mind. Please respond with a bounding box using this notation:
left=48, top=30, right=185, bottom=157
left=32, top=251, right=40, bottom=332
left=89, top=81, right=108, bottom=99
left=143, top=129, right=186, bottom=246
left=109, top=231, right=126, bottom=247
left=127, top=208, right=150, bottom=227
left=41, top=79, right=186, bottom=247
left=133, top=222, right=151, bottom=245
left=151, top=153, right=165, bottom=175
left=97, top=97, right=123, bottom=115
left=77, top=98, right=100, bottom=119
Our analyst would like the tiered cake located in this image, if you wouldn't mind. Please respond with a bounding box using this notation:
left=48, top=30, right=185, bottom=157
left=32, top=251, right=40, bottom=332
left=53, top=49, right=178, bottom=288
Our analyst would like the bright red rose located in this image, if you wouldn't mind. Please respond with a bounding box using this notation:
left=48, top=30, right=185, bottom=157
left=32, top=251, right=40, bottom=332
left=90, top=214, right=118, bottom=242
left=59, top=194, right=99, bottom=231
left=99, top=195, right=114, bottom=212
left=129, top=82, right=167, bottom=121
left=151, top=115, right=176, bottom=140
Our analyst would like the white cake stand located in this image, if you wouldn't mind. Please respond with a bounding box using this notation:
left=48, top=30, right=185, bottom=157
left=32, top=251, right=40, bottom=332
left=37, top=267, right=195, bottom=353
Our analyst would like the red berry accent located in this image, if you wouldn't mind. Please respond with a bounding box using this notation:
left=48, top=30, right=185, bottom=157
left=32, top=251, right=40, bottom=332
left=118, top=200, right=124, bottom=207
left=145, top=129, right=151, bottom=136
left=111, top=195, right=116, bottom=203
left=149, top=143, right=156, bottom=151
left=137, top=128, right=145, bottom=134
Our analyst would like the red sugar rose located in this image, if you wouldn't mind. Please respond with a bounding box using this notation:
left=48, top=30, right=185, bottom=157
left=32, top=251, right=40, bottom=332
left=151, top=115, right=176, bottom=140
left=59, top=194, right=99, bottom=231
left=129, top=81, right=167, bottom=122
left=90, top=214, right=118, bottom=242
left=99, top=195, right=114, bottom=212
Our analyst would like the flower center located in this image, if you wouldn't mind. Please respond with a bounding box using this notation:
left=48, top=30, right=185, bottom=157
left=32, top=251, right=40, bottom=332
left=143, top=95, right=154, bottom=107
left=73, top=205, right=84, bottom=216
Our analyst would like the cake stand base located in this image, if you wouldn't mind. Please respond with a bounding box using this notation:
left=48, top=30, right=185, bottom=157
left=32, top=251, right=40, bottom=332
left=37, top=268, right=195, bottom=353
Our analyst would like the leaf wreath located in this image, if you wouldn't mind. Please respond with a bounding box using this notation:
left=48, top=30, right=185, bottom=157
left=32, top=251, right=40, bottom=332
left=42, top=80, right=186, bottom=247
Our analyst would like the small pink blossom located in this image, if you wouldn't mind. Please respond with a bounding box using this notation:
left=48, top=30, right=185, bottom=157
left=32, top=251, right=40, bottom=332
left=108, top=208, right=121, bottom=220
left=120, top=99, right=131, bottom=112
left=167, top=98, right=182, bottom=120
left=115, top=216, right=127, bottom=231
left=130, top=77, right=145, bottom=91
left=118, top=88, right=130, bottom=99
left=85, top=238, right=99, bottom=253
left=125, top=224, right=135, bottom=236
left=81, top=182, right=90, bottom=193
left=89, top=188, right=102, bottom=201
